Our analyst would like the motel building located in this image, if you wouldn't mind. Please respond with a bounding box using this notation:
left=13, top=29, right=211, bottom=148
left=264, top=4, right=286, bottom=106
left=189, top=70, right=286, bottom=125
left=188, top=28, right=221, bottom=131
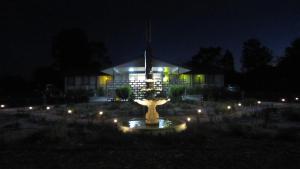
left=64, top=57, right=224, bottom=99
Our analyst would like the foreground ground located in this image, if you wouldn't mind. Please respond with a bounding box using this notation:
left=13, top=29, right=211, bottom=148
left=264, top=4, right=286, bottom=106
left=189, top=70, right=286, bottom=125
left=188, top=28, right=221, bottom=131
left=0, top=101, right=300, bottom=169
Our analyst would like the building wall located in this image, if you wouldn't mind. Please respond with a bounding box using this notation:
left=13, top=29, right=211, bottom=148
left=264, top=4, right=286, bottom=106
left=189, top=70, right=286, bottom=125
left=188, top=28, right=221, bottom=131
left=65, top=76, right=97, bottom=91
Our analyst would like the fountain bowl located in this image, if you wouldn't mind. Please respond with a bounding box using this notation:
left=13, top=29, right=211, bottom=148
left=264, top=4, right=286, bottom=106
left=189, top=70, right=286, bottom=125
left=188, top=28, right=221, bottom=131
left=118, top=118, right=187, bottom=135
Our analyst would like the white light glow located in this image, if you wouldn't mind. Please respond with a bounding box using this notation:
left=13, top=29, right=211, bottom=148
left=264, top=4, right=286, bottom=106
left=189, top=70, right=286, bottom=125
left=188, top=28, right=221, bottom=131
left=29, top=106, right=33, bottom=110
left=296, top=97, right=299, bottom=101
left=187, top=117, right=191, bottom=122
left=238, top=103, right=242, bottom=107
left=128, top=67, right=134, bottom=72
left=46, top=106, right=50, bottom=110
left=114, top=118, right=118, bottom=123
left=0, top=104, right=5, bottom=108
left=257, top=101, right=261, bottom=104
left=197, top=109, right=202, bottom=114
left=99, top=111, right=103, bottom=115
left=157, top=67, right=163, bottom=72
left=281, top=98, right=286, bottom=102
left=227, top=106, right=231, bottom=110
left=68, top=109, right=72, bottom=114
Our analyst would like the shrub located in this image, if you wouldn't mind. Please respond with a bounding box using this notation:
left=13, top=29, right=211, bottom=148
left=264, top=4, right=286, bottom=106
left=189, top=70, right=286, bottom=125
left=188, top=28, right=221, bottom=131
left=241, top=98, right=257, bottom=106
left=115, top=85, right=132, bottom=100
left=65, top=89, right=93, bottom=103
left=186, top=86, right=204, bottom=95
left=281, top=108, right=300, bottom=122
left=168, top=85, right=185, bottom=101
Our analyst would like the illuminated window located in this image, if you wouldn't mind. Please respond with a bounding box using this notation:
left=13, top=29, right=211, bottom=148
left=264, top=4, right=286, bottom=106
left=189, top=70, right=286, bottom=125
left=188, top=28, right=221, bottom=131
left=98, top=76, right=112, bottom=86
left=194, top=74, right=205, bottom=84
left=129, top=73, right=145, bottom=82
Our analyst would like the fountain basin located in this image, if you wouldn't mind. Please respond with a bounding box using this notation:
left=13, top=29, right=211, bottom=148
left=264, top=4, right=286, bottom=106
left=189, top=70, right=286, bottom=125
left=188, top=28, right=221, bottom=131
left=118, top=118, right=187, bottom=134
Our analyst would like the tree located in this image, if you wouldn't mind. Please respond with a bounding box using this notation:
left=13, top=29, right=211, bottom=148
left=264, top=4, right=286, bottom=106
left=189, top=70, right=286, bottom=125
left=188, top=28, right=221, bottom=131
left=278, top=38, right=300, bottom=73
left=220, top=50, right=235, bottom=73
left=52, top=28, right=110, bottom=73
left=277, top=38, right=300, bottom=92
left=241, top=39, right=273, bottom=72
left=52, top=28, right=91, bottom=72
left=189, top=47, right=223, bottom=69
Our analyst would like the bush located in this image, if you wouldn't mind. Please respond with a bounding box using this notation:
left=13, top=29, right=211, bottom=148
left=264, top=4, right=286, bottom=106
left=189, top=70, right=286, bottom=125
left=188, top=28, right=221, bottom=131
left=186, top=86, right=204, bottom=95
left=281, top=108, right=300, bottom=122
left=241, top=98, right=257, bottom=106
left=168, top=85, right=185, bottom=101
left=186, top=86, right=223, bottom=101
left=115, top=85, right=132, bottom=100
left=65, top=89, right=93, bottom=103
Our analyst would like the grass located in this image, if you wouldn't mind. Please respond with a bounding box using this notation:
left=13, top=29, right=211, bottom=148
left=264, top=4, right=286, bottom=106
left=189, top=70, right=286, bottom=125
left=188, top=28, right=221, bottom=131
left=0, top=102, right=300, bottom=169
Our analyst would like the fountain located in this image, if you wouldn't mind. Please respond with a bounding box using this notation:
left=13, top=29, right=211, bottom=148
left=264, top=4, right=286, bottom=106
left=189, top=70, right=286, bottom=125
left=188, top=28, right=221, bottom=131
left=118, top=21, right=186, bottom=134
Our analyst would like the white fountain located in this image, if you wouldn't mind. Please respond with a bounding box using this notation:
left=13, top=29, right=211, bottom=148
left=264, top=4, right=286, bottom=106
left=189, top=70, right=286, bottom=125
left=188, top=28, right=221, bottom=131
left=118, top=21, right=186, bottom=134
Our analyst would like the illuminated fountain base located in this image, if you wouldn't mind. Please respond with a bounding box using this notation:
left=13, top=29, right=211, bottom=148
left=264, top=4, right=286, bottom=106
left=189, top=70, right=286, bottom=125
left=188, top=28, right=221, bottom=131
left=118, top=118, right=187, bottom=134
left=118, top=99, right=186, bottom=134
left=134, top=99, right=169, bottom=125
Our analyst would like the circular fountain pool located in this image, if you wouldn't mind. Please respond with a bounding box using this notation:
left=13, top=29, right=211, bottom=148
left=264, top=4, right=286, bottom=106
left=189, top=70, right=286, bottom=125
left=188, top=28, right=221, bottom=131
left=118, top=118, right=187, bottom=134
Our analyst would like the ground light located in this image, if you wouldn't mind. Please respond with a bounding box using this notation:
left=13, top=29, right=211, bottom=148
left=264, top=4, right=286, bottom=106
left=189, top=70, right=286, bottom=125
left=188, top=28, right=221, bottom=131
left=29, top=106, right=33, bottom=110
left=113, top=118, right=118, bottom=123
left=67, top=109, right=72, bottom=114
left=187, top=117, right=191, bottom=122
left=99, top=111, right=103, bottom=115
left=197, top=109, right=202, bottom=114
left=257, top=101, right=261, bottom=105
left=0, top=104, right=5, bottom=108
left=295, top=97, right=299, bottom=101
left=238, top=103, right=242, bottom=107
left=227, top=105, right=231, bottom=110
left=46, top=106, right=50, bottom=110
left=281, top=98, right=286, bottom=102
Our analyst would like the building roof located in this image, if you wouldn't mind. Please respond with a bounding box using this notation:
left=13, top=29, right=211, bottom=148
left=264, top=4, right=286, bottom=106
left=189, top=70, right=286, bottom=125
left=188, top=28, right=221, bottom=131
left=101, top=57, right=190, bottom=75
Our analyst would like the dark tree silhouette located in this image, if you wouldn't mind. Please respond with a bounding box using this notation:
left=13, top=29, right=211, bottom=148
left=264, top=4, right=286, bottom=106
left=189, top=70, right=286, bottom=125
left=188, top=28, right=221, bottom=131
left=52, top=28, right=91, bottom=72
left=277, top=38, right=300, bottom=92
left=241, top=39, right=273, bottom=72
left=220, top=50, right=235, bottom=73
left=89, top=41, right=111, bottom=69
left=188, top=47, right=223, bottom=70
left=52, top=28, right=110, bottom=74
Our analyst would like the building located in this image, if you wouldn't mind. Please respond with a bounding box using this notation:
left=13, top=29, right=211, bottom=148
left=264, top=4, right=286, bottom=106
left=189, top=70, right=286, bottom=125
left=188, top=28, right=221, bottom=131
left=65, top=21, right=224, bottom=98
left=64, top=57, right=224, bottom=98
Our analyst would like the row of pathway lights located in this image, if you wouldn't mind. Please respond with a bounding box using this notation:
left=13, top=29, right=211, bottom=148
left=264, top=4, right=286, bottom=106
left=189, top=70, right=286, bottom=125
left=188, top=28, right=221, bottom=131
left=280, top=97, right=299, bottom=102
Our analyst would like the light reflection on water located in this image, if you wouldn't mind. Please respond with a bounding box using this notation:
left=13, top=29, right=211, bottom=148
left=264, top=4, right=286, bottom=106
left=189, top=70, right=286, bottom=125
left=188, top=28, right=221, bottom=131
left=128, top=119, right=173, bottom=129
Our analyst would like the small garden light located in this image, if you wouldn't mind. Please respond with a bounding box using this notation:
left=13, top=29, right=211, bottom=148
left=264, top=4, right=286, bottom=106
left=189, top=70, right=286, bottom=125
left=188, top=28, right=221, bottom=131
left=67, top=109, right=72, bottom=114
left=257, top=101, right=261, bottom=105
left=238, top=103, right=242, bottom=107
left=99, top=111, right=103, bottom=115
left=113, top=118, right=118, bottom=123
left=29, top=106, right=33, bottom=110
left=227, top=105, right=231, bottom=110
left=281, top=98, right=286, bottom=102
left=197, top=109, right=202, bottom=114
left=46, top=106, right=50, bottom=110
left=0, top=104, right=5, bottom=108
left=295, top=97, right=299, bottom=101
left=187, top=117, right=191, bottom=122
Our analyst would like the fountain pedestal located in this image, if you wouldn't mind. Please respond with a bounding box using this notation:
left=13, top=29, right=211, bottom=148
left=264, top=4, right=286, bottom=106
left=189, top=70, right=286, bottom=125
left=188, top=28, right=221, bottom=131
left=134, top=99, right=170, bottom=125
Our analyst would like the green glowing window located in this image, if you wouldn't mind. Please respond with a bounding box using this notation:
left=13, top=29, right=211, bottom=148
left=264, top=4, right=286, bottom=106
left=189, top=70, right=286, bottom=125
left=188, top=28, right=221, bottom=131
left=194, top=74, right=205, bottom=84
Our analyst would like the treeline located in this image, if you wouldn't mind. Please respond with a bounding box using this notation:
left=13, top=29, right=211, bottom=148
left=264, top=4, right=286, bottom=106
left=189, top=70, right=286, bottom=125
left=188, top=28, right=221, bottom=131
left=1, top=28, right=300, bottom=97
left=187, top=38, right=300, bottom=96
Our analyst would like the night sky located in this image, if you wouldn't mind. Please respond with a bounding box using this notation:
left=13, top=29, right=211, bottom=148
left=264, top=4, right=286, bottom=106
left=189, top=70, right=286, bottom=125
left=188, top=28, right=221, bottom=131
left=1, top=0, right=300, bottom=78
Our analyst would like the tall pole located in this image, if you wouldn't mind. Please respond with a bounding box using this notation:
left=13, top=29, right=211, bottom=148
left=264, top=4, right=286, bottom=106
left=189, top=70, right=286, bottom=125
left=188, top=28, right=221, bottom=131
left=145, top=20, right=153, bottom=89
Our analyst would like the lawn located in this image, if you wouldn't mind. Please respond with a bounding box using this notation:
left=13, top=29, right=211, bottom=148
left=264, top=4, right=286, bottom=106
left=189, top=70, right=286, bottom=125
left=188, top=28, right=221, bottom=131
left=0, top=101, right=300, bottom=169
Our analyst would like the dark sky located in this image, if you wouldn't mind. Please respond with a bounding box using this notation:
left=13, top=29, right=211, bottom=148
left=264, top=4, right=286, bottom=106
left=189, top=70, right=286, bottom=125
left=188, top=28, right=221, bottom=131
left=1, top=0, right=300, bottom=78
